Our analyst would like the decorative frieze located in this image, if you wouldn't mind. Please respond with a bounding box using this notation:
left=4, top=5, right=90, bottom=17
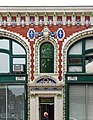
left=0, top=10, right=93, bottom=27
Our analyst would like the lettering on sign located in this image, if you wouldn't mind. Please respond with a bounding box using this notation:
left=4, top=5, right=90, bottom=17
left=16, top=77, right=25, bottom=81
left=68, top=76, right=77, bottom=81
left=40, top=98, right=54, bottom=103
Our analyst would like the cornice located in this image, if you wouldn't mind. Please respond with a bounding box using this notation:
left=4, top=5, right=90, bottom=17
left=0, top=6, right=93, bottom=12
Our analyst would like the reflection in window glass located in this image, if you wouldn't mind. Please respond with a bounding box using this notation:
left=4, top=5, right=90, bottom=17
left=13, top=58, right=25, bottom=64
left=0, top=85, right=25, bottom=120
left=40, top=42, right=54, bottom=73
left=0, top=86, right=6, bottom=120
left=85, top=39, right=93, bottom=50
left=0, top=53, right=9, bottom=73
left=68, top=66, right=82, bottom=72
left=69, top=41, right=82, bottom=55
left=7, top=85, right=24, bottom=120
left=69, top=85, right=86, bottom=120
left=13, top=42, right=26, bottom=55
left=0, top=39, right=9, bottom=50
left=68, top=58, right=82, bottom=64
left=85, top=53, right=93, bottom=73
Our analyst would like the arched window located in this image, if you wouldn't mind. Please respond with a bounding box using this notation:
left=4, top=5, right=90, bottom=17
left=40, top=42, right=54, bottom=73
left=67, top=37, right=93, bottom=73
left=0, top=38, right=26, bottom=74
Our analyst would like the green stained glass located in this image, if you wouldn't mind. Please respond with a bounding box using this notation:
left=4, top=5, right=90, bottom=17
left=40, top=42, right=54, bottom=73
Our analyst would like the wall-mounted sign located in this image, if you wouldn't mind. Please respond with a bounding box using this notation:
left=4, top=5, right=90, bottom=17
left=27, top=28, right=35, bottom=40
left=57, top=28, right=65, bottom=40
left=68, top=76, right=77, bottom=81
left=16, top=77, right=25, bottom=81
left=40, top=97, right=54, bottom=103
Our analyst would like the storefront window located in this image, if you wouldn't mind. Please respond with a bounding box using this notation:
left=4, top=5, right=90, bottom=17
left=0, top=85, right=25, bottom=120
left=69, top=85, right=93, bottom=120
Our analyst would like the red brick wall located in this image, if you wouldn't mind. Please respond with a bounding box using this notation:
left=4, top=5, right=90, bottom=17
left=2, top=25, right=91, bottom=80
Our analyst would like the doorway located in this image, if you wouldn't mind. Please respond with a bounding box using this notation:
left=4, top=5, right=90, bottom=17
left=39, top=97, right=54, bottom=120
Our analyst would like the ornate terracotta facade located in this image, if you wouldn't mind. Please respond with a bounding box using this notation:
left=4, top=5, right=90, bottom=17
left=0, top=6, right=93, bottom=120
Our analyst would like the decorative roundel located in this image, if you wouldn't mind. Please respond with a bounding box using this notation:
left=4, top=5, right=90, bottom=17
left=27, top=28, right=35, bottom=40
left=57, top=28, right=65, bottom=40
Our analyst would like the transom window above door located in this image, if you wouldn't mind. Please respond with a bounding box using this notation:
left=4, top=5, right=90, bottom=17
left=67, top=37, right=93, bottom=73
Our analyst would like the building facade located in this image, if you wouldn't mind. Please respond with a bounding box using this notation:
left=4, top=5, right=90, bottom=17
left=0, top=6, right=93, bottom=120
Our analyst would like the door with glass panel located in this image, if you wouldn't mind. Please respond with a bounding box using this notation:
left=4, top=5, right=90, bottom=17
left=39, top=97, right=54, bottom=120
left=0, top=85, right=25, bottom=120
left=69, top=84, right=93, bottom=120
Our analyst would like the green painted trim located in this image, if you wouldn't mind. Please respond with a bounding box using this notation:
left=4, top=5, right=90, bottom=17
left=68, top=55, right=82, bottom=57
left=85, top=49, right=93, bottom=54
left=24, top=84, right=28, bottom=120
left=0, top=74, right=27, bottom=83
left=67, top=37, right=93, bottom=73
left=10, top=40, right=13, bottom=73
left=0, top=49, right=10, bottom=54
left=66, top=73, right=93, bottom=83
left=0, top=37, right=27, bottom=75
left=65, top=83, right=69, bottom=120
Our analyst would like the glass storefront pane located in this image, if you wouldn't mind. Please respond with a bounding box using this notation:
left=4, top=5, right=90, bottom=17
left=0, top=86, right=6, bottom=120
left=88, top=85, right=93, bottom=120
left=7, top=85, right=24, bottom=120
left=69, top=85, right=86, bottom=120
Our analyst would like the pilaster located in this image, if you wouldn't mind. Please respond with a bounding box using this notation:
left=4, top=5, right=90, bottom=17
left=81, top=12, right=85, bottom=26
left=63, top=12, right=66, bottom=25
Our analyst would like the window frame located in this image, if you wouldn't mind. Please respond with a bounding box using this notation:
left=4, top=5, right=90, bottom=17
left=0, top=37, right=27, bottom=74
left=67, top=37, right=93, bottom=73
left=40, top=42, right=54, bottom=73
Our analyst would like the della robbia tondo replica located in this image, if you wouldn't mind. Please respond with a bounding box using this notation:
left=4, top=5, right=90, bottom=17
left=0, top=6, right=93, bottom=120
